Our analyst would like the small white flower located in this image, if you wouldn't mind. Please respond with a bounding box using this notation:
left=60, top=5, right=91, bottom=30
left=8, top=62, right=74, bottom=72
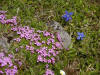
left=60, top=70, right=66, bottom=75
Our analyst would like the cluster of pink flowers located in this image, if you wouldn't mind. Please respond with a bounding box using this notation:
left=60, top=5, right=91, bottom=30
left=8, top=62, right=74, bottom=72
left=43, top=64, right=54, bottom=75
left=0, top=52, right=18, bottom=75
left=0, top=11, right=17, bottom=25
left=0, top=10, right=63, bottom=75
left=11, top=26, right=62, bottom=64
left=44, top=69, right=54, bottom=75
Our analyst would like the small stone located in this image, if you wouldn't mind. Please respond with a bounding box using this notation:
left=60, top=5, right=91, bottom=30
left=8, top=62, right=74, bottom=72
left=0, top=36, right=10, bottom=52
left=47, top=21, right=63, bottom=31
left=58, top=30, right=71, bottom=49
left=47, top=21, right=71, bottom=49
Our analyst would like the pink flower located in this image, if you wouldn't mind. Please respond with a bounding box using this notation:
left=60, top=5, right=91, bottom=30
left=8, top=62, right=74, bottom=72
left=47, top=40, right=51, bottom=45
left=0, top=58, right=7, bottom=67
left=47, top=53, right=51, bottom=57
left=36, top=49, right=39, bottom=52
left=0, top=52, right=18, bottom=74
left=52, top=45, right=56, bottom=50
left=50, top=33, right=55, bottom=38
left=42, top=41, right=45, bottom=44
left=51, top=57, right=55, bottom=61
left=37, top=30, right=43, bottom=33
left=6, top=16, right=17, bottom=25
left=55, top=42, right=62, bottom=49
left=30, top=46, right=34, bottom=51
left=49, top=38, right=55, bottom=43
left=52, top=52, right=56, bottom=56
left=43, top=31, right=50, bottom=36
left=5, top=67, right=18, bottom=75
left=51, top=57, right=55, bottom=64
left=26, top=45, right=30, bottom=50
left=0, top=52, right=4, bottom=58
left=56, top=32, right=62, bottom=42
left=0, top=56, right=13, bottom=67
left=3, top=57, right=13, bottom=67
left=45, top=64, right=49, bottom=69
left=0, top=14, right=5, bottom=20
left=0, top=10, right=7, bottom=14
left=0, top=70, right=4, bottom=74
left=34, top=41, right=42, bottom=46
left=55, top=51, right=59, bottom=55
left=0, top=14, right=6, bottom=24
left=20, top=45, right=24, bottom=48
left=8, top=54, right=14, bottom=59
left=13, top=38, right=21, bottom=42
left=20, top=34, right=25, bottom=38
left=0, top=19, right=6, bottom=24
left=42, top=51, right=48, bottom=57
left=47, top=59, right=52, bottom=63
left=48, top=49, right=54, bottom=54
left=29, top=41, right=33, bottom=45
left=37, top=55, right=43, bottom=62
left=12, top=16, right=17, bottom=25
left=15, top=48, right=19, bottom=52
left=44, top=69, right=54, bottom=75
left=11, top=27, right=18, bottom=31
left=18, top=61, right=22, bottom=66
left=43, top=58, right=47, bottom=63
left=31, top=50, right=34, bottom=54
left=17, top=31, right=21, bottom=34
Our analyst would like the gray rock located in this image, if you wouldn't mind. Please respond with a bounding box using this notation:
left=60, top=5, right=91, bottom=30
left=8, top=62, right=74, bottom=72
left=58, top=30, right=71, bottom=49
left=47, top=21, right=71, bottom=49
left=47, top=21, right=63, bottom=31
left=0, top=36, right=10, bottom=52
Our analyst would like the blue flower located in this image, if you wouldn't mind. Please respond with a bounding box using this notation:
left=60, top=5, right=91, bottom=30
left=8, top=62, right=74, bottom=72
left=77, top=32, right=85, bottom=40
left=62, top=10, right=73, bottom=22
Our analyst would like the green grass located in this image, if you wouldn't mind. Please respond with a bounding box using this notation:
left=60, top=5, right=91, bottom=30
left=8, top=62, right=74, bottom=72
left=0, top=0, right=100, bottom=75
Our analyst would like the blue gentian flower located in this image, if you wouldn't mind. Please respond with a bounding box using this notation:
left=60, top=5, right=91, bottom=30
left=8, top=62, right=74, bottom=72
left=62, top=10, right=73, bottom=22
left=77, top=32, right=85, bottom=40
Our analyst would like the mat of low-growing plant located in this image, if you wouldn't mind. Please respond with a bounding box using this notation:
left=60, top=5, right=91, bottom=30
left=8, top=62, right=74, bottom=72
left=0, top=0, right=100, bottom=75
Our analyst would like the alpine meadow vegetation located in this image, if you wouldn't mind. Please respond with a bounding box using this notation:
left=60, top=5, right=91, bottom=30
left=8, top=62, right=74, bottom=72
left=0, top=0, right=100, bottom=75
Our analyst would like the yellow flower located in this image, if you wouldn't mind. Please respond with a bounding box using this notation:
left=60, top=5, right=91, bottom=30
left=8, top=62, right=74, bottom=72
left=60, top=70, right=66, bottom=75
